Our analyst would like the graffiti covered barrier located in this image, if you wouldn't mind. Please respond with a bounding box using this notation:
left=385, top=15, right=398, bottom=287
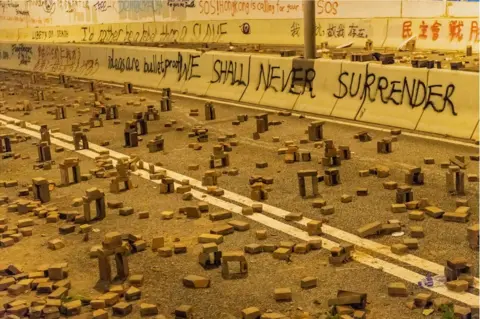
left=0, top=42, right=477, bottom=140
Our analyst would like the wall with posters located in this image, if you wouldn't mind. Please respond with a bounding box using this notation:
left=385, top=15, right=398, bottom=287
left=0, top=42, right=477, bottom=140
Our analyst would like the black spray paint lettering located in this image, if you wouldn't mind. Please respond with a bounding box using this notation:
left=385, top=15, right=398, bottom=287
left=107, top=49, right=141, bottom=73
left=81, top=26, right=95, bottom=41
left=211, top=59, right=247, bottom=86
left=256, top=64, right=316, bottom=98
left=11, top=44, right=33, bottom=65
left=334, top=64, right=457, bottom=115
left=143, top=52, right=200, bottom=81
left=160, top=24, right=188, bottom=42
left=167, top=0, right=195, bottom=10
left=139, top=24, right=158, bottom=42
left=193, top=22, right=227, bottom=42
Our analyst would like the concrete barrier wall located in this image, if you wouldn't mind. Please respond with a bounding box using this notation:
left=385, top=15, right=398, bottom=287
left=0, top=42, right=477, bottom=140
left=2, top=17, right=479, bottom=52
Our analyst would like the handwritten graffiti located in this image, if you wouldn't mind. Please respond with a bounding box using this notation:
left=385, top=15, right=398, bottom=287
left=15, top=9, right=30, bottom=16
left=32, top=29, right=69, bottom=40
left=143, top=52, right=201, bottom=81
left=256, top=63, right=316, bottom=98
left=160, top=24, right=188, bottom=42
left=192, top=22, right=227, bottom=42
left=117, top=0, right=160, bottom=13
left=211, top=59, right=248, bottom=86
left=0, top=51, right=10, bottom=60
left=107, top=49, right=201, bottom=82
left=93, top=0, right=111, bottom=12
left=316, top=0, right=338, bottom=15
left=11, top=44, right=33, bottom=65
left=334, top=64, right=456, bottom=116
left=167, top=0, right=195, bottom=10
left=315, top=23, right=368, bottom=38
left=81, top=24, right=157, bottom=43
left=26, top=0, right=57, bottom=14
left=199, top=0, right=275, bottom=17
left=402, top=19, right=479, bottom=43
left=33, top=45, right=99, bottom=76
left=291, top=22, right=300, bottom=37
left=0, top=0, right=20, bottom=10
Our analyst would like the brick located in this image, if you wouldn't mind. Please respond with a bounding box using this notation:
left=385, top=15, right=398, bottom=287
left=98, top=292, right=120, bottom=307
left=446, top=280, right=469, bottom=292
left=414, top=292, right=432, bottom=308
left=60, top=299, right=81, bottom=316
left=273, top=248, right=291, bottom=260
left=47, top=239, right=64, bottom=250
left=227, top=220, right=250, bottom=231
left=183, top=275, right=210, bottom=288
left=92, top=309, right=108, bottom=319
left=388, top=282, right=408, bottom=297
left=140, top=303, right=158, bottom=316
left=409, top=226, right=424, bottom=238
left=274, top=288, right=292, bottom=301
left=125, top=286, right=141, bottom=301
left=0, top=276, right=15, bottom=290
left=209, top=211, right=232, bottom=221
left=175, top=305, right=193, bottom=319
left=320, top=205, right=335, bottom=215
left=408, top=210, right=425, bottom=221
left=357, top=221, right=381, bottom=238
left=256, top=230, right=267, bottom=240
left=112, top=302, right=132, bottom=316
left=391, top=244, right=408, bottom=255
left=300, top=277, right=317, bottom=289
left=244, top=244, right=263, bottom=254
left=425, top=206, right=444, bottom=218
left=403, top=238, right=419, bottom=249
left=341, top=194, right=353, bottom=203
left=198, top=234, right=223, bottom=244
left=242, top=307, right=261, bottom=319
left=7, top=284, right=26, bottom=295
left=383, top=181, right=398, bottom=190
left=391, top=204, right=407, bottom=213
left=158, top=247, right=173, bottom=257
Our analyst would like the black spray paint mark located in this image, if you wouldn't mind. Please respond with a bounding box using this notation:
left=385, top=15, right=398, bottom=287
left=334, top=64, right=457, bottom=115
left=143, top=52, right=200, bottom=81
left=107, top=49, right=141, bottom=73
left=211, top=59, right=248, bottom=86
left=256, top=63, right=316, bottom=98
left=11, top=44, right=33, bottom=65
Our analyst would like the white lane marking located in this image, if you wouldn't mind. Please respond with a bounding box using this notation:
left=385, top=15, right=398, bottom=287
left=2, top=118, right=478, bottom=307
left=1, top=113, right=478, bottom=290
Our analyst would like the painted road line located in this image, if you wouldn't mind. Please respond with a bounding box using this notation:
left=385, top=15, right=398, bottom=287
left=1, top=119, right=478, bottom=307
left=1, top=112, right=478, bottom=290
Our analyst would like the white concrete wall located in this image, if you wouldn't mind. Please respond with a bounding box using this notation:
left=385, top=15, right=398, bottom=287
left=0, top=42, right=476, bottom=140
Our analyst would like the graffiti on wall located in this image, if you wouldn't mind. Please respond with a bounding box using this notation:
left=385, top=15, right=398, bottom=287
left=108, top=48, right=201, bottom=81
left=79, top=22, right=229, bottom=44
left=167, top=0, right=195, bottom=10
left=334, top=64, right=457, bottom=115
left=290, top=21, right=369, bottom=39
left=11, top=43, right=33, bottom=65
left=33, top=44, right=99, bottom=75
left=6, top=44, right=466, bottom=118
left=402, top=19, right=479, bottom=42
